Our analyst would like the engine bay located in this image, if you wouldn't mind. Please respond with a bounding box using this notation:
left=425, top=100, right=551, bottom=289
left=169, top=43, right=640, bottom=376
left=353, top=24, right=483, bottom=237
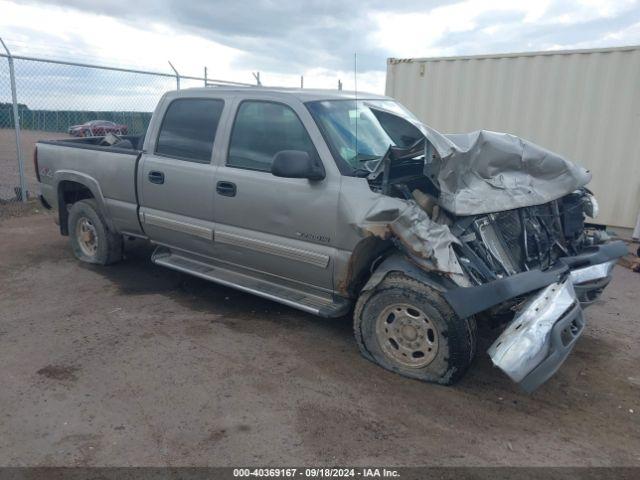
left=364, top=144, right=605, bottom=288
left=451, top=190, right=605, bottom=285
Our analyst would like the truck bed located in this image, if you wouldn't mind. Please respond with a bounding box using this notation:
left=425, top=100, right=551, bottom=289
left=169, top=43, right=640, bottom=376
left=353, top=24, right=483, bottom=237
left=36, top=135, right=144, bottom=237
left=38, top=134, right=144, bottom=153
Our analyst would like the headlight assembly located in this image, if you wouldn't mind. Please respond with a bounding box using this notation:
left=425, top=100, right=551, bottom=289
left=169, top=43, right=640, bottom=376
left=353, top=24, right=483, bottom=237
left=583, top=193, right=599, bottom=218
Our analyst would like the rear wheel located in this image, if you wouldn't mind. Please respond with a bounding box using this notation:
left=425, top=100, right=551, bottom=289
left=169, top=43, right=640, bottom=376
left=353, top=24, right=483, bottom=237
left=354, top=273, right=476, bottom=385
left=68, top=199, right=122, bottom=265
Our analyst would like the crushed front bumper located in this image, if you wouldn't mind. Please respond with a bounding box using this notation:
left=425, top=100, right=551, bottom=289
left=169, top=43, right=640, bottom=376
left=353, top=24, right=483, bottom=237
left=444, top=241, right=626, bottom=318
left=569, top=259, right=616, bottom=306
left=443, top=240, right=626, bottom=391
left=487, top=279, right=584, bottom=392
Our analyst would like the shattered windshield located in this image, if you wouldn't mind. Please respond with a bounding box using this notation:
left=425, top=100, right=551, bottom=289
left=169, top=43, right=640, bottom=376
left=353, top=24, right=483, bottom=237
left=306, top=99, right=420, bottom=171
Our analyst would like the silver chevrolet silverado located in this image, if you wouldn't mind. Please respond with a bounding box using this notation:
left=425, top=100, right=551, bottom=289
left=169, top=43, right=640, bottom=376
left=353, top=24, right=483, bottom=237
left=35, top=87, right=626, bottom=391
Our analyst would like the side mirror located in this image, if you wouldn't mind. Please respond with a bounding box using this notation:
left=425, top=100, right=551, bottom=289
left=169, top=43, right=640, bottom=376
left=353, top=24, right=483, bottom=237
left=271, top=150, right=325, bottom=181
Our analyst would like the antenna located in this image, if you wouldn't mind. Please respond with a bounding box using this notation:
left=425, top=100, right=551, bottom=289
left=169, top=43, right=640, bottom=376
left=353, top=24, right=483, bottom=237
left=354, top=52, right=358, bottom=158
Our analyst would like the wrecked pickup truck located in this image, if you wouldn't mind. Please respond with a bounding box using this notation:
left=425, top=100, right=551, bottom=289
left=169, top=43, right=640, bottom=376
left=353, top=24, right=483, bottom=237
left=35, top=87, right=625, bottom=391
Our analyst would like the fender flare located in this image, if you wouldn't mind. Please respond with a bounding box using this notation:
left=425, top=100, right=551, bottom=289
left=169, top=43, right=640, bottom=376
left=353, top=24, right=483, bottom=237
left=54, top=170, right=114, bottom=233
left=361, top=253, right=456, bottom=295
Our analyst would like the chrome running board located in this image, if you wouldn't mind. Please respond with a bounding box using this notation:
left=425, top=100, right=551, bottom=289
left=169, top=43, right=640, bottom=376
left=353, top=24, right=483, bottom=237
left=151, top=247, right=351, bottom=318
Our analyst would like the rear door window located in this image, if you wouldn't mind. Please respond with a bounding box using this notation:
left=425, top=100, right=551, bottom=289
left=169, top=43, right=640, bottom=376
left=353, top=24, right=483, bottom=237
left=156, top=98, right=224, bottom=163
left=227, top=101, right=317, bottom=172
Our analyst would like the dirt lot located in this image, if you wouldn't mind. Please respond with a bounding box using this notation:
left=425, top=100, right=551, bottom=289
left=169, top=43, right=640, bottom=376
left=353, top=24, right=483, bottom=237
left=0, top=129, right=70, bottom=201
left=0, top=210, right=639, bottom=467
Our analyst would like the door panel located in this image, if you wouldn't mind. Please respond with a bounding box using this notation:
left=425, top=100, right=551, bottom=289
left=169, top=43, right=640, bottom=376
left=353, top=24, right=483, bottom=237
left=213, top=99, right=339, bottom=291
left=213, top=166, right=338, bottom=290
left=138, top=154, right=217, bottom=258
left=137, top=97, right=226, bottom=258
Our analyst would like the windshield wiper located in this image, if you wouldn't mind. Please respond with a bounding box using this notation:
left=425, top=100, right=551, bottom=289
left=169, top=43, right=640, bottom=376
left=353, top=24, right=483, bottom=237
left=350, top=153, right=383, bottom=163
left=351, top=138, right=427, bottom=184
left=352, top=167, right=372, bottom=177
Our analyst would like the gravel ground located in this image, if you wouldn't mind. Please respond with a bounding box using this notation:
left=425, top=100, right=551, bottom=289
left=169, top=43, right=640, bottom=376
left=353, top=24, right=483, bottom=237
left=0, top=210, right=639, bottom=467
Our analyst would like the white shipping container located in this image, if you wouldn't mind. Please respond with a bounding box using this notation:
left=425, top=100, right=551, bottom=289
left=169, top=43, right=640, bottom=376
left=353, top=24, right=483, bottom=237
left=385, top=46, right=640, bottom=229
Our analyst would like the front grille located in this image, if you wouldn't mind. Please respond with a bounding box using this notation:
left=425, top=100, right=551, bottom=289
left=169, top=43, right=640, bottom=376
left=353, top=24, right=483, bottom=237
left=493, top=210, right=524, bottom=268
left=460, top=201, right=567, bottom=280
left=456, top=192, right=594, bottom=286
left=493, top=203, right=564, bottom=271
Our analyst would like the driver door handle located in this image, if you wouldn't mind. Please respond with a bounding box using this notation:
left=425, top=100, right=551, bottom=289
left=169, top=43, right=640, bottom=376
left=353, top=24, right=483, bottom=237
left=148, top=171, right=165, bottom=184
left=216, top=181, right=236, bottom=197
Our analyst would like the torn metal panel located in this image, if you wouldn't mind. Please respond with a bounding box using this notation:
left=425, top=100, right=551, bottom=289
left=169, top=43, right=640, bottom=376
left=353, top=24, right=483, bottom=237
left=423, top=127, right=592, bottom=215
left=355, top=196, right=464, bottom=277
left=569, top=259, right=616, bottom=285
left=369, top=105, right=592, bottom=216
left=388, top=202, right=464, bottom=276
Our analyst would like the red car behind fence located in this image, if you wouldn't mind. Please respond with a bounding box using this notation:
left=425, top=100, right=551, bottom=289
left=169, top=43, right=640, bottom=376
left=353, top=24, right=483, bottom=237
left=68, top=120, right=128, bottom=137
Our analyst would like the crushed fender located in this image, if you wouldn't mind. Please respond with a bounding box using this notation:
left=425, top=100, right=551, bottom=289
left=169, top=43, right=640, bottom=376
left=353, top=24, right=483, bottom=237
left=355, top=196, right=464, bottom=278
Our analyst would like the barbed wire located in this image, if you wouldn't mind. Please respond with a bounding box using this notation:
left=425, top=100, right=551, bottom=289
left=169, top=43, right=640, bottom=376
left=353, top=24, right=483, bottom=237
left=0, top=40, right=344, bottom=203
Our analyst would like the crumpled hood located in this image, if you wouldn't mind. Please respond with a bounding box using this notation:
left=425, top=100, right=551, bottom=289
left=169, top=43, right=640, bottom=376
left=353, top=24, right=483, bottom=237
left=409, top=122, right=592, bottom=216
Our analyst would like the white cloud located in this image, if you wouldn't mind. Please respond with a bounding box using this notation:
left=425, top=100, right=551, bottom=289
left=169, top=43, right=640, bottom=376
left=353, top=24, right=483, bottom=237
left=0, top=0, right=381, bottom=93
left=1, top=0, right=639, bottom=99
left=370, top=0, right=640, bottom=59
left=0, top=1, right=243, bottom=79
left=370, top=0, right=538, bottom=58
left=542, top=0, right=637, bottom=24
left=603, top=20, right=640, bottom=41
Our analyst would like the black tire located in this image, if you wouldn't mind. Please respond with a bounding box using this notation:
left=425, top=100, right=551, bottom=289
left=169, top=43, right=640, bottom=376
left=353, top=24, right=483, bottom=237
left=68, top=199, right=122, bottom=265
left=354, top=273, right=477, bottom=385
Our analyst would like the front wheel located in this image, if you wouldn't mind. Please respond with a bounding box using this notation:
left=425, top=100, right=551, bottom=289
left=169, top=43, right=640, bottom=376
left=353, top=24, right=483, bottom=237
left=354, top=273, right=476, bottom=385
left=68, top=199, right=123, bottom=265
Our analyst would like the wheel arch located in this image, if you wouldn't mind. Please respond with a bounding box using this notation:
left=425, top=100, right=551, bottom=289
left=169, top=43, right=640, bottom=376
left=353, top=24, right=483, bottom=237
left=336, top=236, right=393, bottom=297
left=55, top=172, right=111, bottom=235
left=360, top=252, right=456, bottom=295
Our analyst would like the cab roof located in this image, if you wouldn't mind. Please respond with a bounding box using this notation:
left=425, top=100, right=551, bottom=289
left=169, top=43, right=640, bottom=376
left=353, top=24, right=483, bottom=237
left=173, top=86, right=390, bottom=103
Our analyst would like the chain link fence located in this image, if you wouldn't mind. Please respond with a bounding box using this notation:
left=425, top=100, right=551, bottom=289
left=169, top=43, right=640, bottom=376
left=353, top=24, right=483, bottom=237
left=0, top=43, right=251, bottom=204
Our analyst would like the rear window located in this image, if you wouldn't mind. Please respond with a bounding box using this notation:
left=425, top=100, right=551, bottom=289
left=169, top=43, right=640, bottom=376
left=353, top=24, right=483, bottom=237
left=156, top=98, right=224, bottom=163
